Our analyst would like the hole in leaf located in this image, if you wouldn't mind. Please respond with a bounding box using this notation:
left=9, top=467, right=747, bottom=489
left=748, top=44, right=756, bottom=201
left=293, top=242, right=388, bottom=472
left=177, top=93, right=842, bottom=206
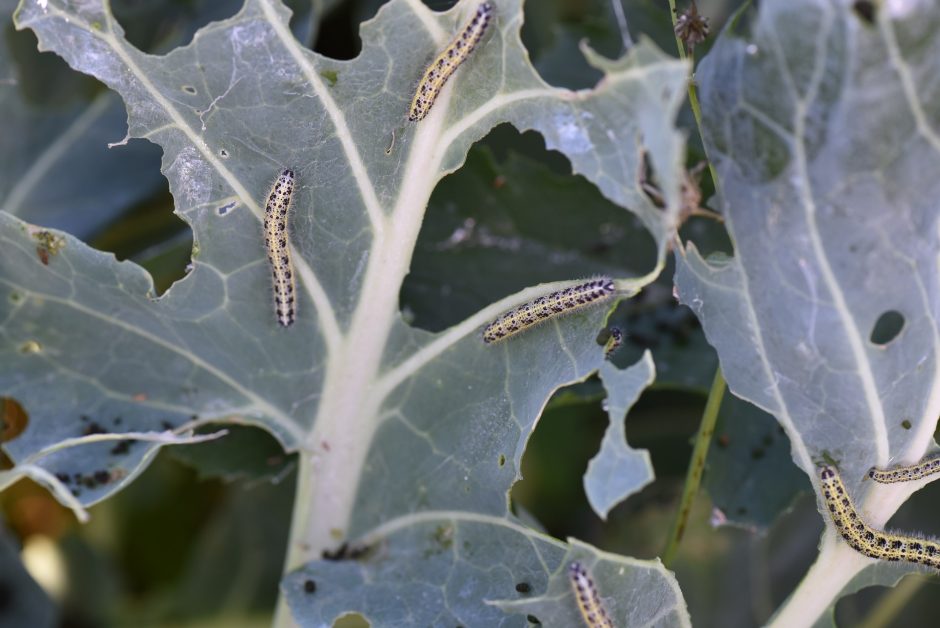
left=520, top=1, right=611, bottom=90
left=312, top=2, right=360, bottom=60
left=853, top=1, right=876, bottom=24
left=88, top=184, right=192, bottom=297
left=8, top=26, right=99, bottom=105
left=512, top=387, right=609, bottom=538
left=111, top=0, right=241, bottom=52
left=1, top=398, right=29, bottom=443
left=870, top=310, right=904, bottom=345
left=402, top=125, right=656, bottom=333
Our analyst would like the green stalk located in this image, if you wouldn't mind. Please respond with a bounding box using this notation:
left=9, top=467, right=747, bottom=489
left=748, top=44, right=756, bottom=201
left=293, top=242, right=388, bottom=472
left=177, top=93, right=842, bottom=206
left=667, top=0, right=689, bottom=63
left=662, top=367, right=725, bottom=567
left=668, top=0, right=721, bottom=191
left=855, top=577, right=926, bottom=628
left=660, top=1, right=728, bottom=569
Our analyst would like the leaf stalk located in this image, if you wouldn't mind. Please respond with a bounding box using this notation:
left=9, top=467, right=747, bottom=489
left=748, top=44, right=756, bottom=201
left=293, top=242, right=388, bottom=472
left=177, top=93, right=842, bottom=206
left=662, top=367, right=725, bottom=567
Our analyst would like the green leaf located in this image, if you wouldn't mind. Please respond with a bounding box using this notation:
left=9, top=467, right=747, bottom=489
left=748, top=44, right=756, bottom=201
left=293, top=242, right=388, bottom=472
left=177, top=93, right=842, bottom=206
left=675, top=0, right=940, bottom=623
left=285, top=531, right=689, bottom=627
left=584, top=351, right=655, bottom=520
left=5, top=0, right=694, bottom=624
left=704, top=393, right=809, bottom=530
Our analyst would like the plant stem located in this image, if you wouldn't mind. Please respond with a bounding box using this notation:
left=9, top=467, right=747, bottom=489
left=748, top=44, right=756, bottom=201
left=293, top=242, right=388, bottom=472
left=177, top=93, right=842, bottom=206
left=668, top=0, right=721, bottom=195
left=662, top=367, right=725, bottom=568
left=667, top=0, right=688, bottom=62
left=855, top=576, right=926, bottom=628
left=660, top=0, right=728, bottom=570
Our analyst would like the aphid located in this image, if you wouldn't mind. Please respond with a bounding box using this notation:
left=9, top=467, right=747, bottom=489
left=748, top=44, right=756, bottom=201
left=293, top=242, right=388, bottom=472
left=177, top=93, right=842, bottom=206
left=408, top=2, right=494, bottom=122
left=482, top=278, right=616, bottom=344
left=568, top=562, right=614, bottom=628
left=263, top=169, right=297, bottom=327
left=818, top=465, right=940, bottom=569
left=868, top=454, right=940, bottom=484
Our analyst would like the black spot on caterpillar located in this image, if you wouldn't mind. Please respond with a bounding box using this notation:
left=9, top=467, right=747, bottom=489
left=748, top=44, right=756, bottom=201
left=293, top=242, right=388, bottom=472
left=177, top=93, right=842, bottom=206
left=408, top=2, right=494, bottom=122
left=263, top=169, right=297, bottom=327
left=568, top=562, right=613, bottom=628
left=819, top=465, right=940, bottom=568
left=868, top=454, right=940, bottom=484
left=483, top=278, right=616, bottom=344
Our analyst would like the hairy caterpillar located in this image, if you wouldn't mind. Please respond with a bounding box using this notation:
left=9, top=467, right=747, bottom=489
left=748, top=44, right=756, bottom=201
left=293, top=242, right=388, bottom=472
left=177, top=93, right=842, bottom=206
left=408, top=2, right=494, bottom=122
left=263, top=169, right=297, bottom=327
left=603, top=327, right=624, bottom=359
left=868, top=454, right=940, bottom=484
left=482, top=278, right=616, bottom=344
left=568, top=562, right=614, bottom=628
left=818, top=465, right=940, bottom=568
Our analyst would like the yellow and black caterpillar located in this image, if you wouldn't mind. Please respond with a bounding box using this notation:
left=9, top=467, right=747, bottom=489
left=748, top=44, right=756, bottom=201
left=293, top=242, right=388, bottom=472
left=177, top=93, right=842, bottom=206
left=408, top=2, right=494, bottom=122
left=819, top=465, right=940, bottom=568
left=868, top=454, right=940, bottom=484
left=263, top=169, right=297, bottom=327
left=482, top=278, right=616, bottom=344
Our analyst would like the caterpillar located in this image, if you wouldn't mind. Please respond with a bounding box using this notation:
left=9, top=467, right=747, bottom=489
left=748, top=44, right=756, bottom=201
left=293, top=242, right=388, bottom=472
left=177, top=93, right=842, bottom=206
left=818, top=465, right=940, bottom=568
left=408, top=2, right=494, bottom=122
left=603, top=327, right=624, bottom=359
left=482, top=278, right=616, bottom=344
left=263, top=169, right=297, bottom=327
left=868, top=454, right=940, bottom=484
left=568, top=562, right=614, bottom=628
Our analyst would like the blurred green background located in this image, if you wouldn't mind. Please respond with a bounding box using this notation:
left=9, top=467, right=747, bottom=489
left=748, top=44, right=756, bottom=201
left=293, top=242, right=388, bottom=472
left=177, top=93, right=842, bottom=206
left=2, top=0, right=939, bottom=626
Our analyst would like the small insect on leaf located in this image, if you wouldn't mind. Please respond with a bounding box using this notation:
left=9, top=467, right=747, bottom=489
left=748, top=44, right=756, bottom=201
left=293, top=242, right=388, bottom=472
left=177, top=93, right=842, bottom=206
left=32, top=230, right=66, bottom=266
left=603, top=327, right=624, bottom=359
